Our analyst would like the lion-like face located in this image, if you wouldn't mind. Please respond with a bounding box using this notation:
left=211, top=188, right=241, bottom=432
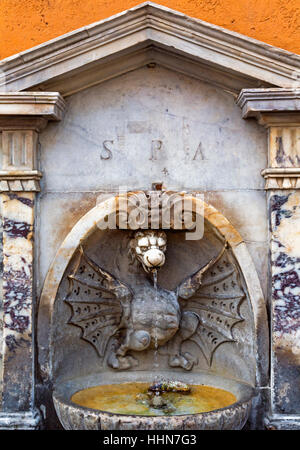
left=130, top=230, right=167, bottom=273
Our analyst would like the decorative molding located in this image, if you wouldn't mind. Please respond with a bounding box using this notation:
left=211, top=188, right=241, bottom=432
left=0, top=92, right=65, bottom=193
left=2, top=130, right=38, bottom=170
left=0, top=116, right=49, bottom=132
left=257, top=113, right=300, bottom=127
left=261, top=168, right=300, bottom=189
left=0, top=3, right=300, bottom=95
left=239, top=89, right=300, bottom=190
left=0, top=170, right=42, bottom=192
left=239, top=89, right=300, bottom=191
left=34, top=47, right=265, bottom=98
left=0, top=92, right=66, bottom=121
left=237, top=88, right=300, bottom=125
left=237, top=88, right=300, bottom=114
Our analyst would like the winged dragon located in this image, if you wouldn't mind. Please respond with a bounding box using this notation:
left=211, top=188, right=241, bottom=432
left=65, top=230, right=245, bottom=370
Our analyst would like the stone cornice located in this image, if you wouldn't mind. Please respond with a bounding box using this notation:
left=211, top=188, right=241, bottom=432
left=237, top=88, right=300, bottom=126
left=237, top=89, right=300, bottom=116
left=0, top=3, right=299, bottom=95
left=0, top=92, right=66, bottom=121
left=261, top=168, right=300, bottom=190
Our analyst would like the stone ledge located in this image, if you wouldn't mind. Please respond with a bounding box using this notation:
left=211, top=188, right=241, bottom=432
left=0, top=409, right=42, bottom=430
left=237, top=88, right=300, bottom=125
left=0, top=92, right=66, bottom=121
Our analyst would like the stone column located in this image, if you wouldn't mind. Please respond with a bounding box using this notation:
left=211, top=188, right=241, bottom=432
left=238, top=89, right=300, bottom=429
left=0, top=93, right=66, bottom=429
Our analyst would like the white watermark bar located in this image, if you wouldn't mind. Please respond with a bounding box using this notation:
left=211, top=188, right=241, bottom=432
left=96, top=188, right=204, bottom=240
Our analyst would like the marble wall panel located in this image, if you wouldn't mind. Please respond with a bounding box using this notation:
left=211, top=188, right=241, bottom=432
left=270, top=190, right=300, bottom=414
left=1, top=192, right=34, bottom=411
left=269, top=127, right=300, bottom=168
left=0, top=199, right=3, bottom=409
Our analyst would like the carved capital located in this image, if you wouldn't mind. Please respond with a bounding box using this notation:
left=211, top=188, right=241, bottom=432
left=237, top=88, right=300, bottom=190
left=0, top=92, right=66, bottom=192
left=0, top=116, right=48, bottom=132
left=0, top=170, right=42, bottom=192
left=0, top=129, right=42, bottom=191
left=261, top=168, right=300, bottom=190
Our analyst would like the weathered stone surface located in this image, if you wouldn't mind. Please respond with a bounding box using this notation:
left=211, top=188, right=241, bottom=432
left=37, top=194, right=267, bottom=392
left=6, top=10, right=300, bottom=429
left=39, top=67, right=267, bottom=192
left=269, top=127, right=300, bottom=168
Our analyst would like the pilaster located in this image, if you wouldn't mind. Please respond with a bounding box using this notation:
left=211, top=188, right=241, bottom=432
left=237, top=88, right=300, bottom=429
left=0, top=92, right=66, bottom=429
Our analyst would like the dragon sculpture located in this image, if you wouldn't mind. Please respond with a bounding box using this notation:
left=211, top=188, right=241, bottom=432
left=65, top=230, right=245, bottom=370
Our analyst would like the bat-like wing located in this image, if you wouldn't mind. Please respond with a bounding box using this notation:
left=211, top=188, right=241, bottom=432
left=65, top=246, right=133, bottom=357
left=177, top=245, right=245, bottom=366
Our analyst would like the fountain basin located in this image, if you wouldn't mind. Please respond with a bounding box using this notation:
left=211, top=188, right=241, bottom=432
left=53, top=371, right=255, bottom=430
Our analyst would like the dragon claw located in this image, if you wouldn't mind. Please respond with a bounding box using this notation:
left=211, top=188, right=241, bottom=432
left=169, top=352, right=197, bottom=371
left=107, top=353, right=138, bottom=370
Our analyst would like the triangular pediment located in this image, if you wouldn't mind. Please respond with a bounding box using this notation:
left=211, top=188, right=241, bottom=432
left=0, top=2, right=300, bottom=96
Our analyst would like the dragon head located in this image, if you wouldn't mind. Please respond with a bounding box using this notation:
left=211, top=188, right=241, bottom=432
left=130, top=230, right=167, bottom=273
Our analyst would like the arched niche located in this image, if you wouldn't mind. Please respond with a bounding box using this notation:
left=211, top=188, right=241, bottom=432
left=37, top=193, right=268, bottom=388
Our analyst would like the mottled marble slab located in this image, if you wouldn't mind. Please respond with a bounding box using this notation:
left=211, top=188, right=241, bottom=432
left=270, top=190, right=300, bottom=414
left=1, top=192, right=34, bottom=411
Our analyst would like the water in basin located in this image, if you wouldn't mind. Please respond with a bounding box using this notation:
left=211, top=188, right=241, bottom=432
left=71, top=382, right=236, bottom=416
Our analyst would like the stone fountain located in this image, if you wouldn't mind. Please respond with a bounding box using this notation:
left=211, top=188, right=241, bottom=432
left=3, top=3, right=300, bottom=430
left=39, top=191, right=260, bottom=430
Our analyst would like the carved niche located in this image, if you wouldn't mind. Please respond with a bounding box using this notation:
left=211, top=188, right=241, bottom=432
left=64, top=228, right=246, bottom=372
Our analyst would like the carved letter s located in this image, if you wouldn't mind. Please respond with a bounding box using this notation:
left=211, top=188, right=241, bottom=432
left=101, top=140, right=113, bottom=160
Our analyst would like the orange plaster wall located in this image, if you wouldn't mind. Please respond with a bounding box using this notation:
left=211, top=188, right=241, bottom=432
left=0, top=0, right=299, bottom=61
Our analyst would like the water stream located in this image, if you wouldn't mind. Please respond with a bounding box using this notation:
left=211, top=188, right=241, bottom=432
left=152, top=269, right=159, bottom=372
